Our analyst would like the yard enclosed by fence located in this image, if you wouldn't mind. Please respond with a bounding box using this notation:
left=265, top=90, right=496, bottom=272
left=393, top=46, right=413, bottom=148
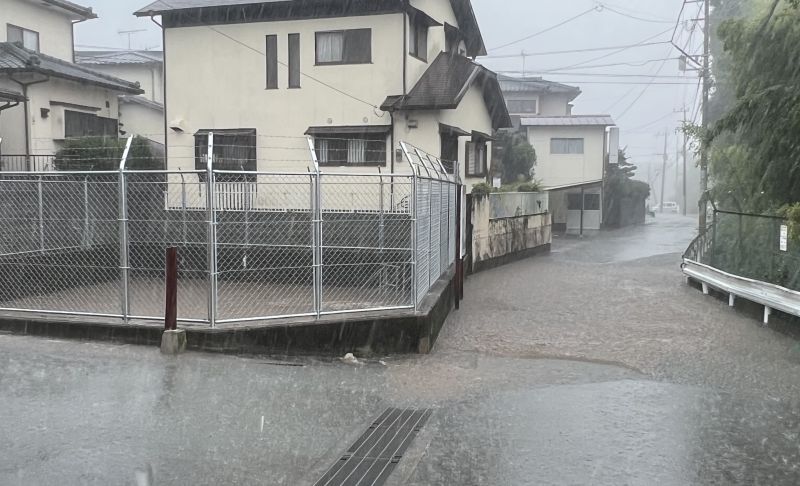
left=0, top=137, right=459, bottom=327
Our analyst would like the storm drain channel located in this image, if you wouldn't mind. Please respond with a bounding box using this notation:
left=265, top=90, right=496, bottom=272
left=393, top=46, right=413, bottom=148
left=314, top=408, right=433, bottom=486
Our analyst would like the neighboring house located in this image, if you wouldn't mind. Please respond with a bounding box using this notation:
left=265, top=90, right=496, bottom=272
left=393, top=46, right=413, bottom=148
left=0, top=0, right=143, bottom=170
left=76, top=50, right=165, bottom=144
left=500, top=75, right=616, bottom=234
left=133, top=0, right=511, bottom=190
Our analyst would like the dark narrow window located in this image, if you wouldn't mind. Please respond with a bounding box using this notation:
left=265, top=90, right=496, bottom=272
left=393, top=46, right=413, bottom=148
left=409, top=16, right=428, bottom=61
left=567, top=193, right=583, bottom=210
left=266, top=35, right=278, bottom=89
left=584, top=193, right=601, bottom=211
left=288, top=33, right=300, bottom=88
left=315, top=29, right=371, bottom=65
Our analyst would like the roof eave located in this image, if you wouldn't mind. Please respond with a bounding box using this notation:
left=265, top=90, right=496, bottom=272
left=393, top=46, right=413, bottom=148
left=43, top=0, right=97, bottom=20
left=0, top=66, right=143, bottom=95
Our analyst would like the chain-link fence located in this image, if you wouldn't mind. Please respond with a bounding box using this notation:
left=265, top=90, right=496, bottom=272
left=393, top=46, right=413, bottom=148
left=0, top=136, right=459, bottom=327
left=684, top=209, right=800, bottom=292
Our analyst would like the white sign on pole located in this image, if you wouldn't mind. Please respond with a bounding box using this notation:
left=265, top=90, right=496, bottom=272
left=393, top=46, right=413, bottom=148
left=780, top=225, right=788, bottom=252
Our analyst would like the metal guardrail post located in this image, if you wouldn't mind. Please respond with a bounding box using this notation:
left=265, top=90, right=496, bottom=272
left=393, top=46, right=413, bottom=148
left=118, top=135, right=133, bottom=322
left=206, top=132, right=218, bottom=327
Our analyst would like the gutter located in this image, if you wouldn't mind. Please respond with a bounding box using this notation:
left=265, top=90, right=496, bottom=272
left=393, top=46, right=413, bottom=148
left=71, top=18, right=90, bottom=63
left=151, top=15, right=168, bottom=170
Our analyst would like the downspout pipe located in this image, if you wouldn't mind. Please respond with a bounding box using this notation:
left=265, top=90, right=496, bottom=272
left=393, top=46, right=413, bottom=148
left=151, top=15, right=167, bottom=169
left=10, top=76, right=49, bottom=163
left=71, top=19, right=90, bottom=63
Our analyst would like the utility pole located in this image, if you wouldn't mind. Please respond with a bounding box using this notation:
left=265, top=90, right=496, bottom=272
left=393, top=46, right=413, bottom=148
left=699, top=0, right=711, bottom=228
left=681, top=108, right=689, bottom=216
left=660, top=130, right=668, bottom=213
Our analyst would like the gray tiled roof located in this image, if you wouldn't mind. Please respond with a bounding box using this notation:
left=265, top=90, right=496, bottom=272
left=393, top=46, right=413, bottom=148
left=76, top=51, right=163, bottom=66
left=119, top=95, right=164, bottom=111
left=381, top=52, right=511, bottom=129
left=498, top=75, right=581, bottom=101
left=134, top=0, right=486, bottom=57
left=42, top=0, right=97, bottom=19
left=520, top=115, right=615, bottom=127
left=0, top=43, right=143, bottom=94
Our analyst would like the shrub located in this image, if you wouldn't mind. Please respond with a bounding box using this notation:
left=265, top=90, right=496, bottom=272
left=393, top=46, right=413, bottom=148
left=54, top=136, right=162, bottom=171
left=471, top=182, right=494, bottom=197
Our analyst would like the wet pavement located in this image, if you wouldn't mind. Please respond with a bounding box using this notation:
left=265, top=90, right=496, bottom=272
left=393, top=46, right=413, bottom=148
left=2, top=214, right=800, bottom=485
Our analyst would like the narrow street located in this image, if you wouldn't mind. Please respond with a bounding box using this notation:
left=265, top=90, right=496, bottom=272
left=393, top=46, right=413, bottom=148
left=2, top=215, right=799, bottom=485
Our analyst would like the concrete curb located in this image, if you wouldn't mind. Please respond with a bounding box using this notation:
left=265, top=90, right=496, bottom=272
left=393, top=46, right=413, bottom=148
left=0, top=269, right=456, bottom=357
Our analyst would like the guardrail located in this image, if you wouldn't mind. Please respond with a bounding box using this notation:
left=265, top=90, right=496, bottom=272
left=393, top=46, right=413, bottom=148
left=683, top=259, right=800, bottom=324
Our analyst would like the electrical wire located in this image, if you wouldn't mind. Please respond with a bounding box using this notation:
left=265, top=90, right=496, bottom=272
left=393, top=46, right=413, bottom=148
left=548, top=27, right=675, bottom=71
left=483, top=40, right=672, bottom=60
left=602, top=4, right=676, bottom=24
left=152, top=0, right=380, bottom=111
left=489, top=6, right=599, bottom=52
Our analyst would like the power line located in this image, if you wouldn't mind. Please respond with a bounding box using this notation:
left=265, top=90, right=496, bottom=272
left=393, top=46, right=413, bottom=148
left=615, top=47, right=675, bottom=119
left=495, top=71, right=694, bottom=79
left=483, top=40, right=672, bottom=60
left=602, top=4, right=676, bottom=24
left=624, top=111, right=679, bottom=132
left=154, top=0, right=380, bottom=111
left=490, top=6, right=599, bottom=52
left=549, top=27, right=674, bottom=71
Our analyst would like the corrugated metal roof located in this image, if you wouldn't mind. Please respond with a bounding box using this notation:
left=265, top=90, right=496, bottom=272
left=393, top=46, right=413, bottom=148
left=520, top=115, right=615, bottom=127
left=76, top=51, right=163, bottom=66
left=0, top=43, right=143, bottom=94
left=498, top=75, right=581, bottom=101
left=40, top=0, right=96, bottom=19
left=119, top=95, right=164, bottom=111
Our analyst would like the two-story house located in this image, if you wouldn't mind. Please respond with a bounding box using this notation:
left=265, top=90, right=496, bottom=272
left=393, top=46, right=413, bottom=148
left=133, top=0, right=511, bottom=189
left=0, top=0, right=143, bottom=171
left=500, top=75, right=616, bottom=234
left=76, top=50, right=166, bottom=145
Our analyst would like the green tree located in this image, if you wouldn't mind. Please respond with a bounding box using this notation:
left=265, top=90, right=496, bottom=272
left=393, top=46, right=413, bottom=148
left=692, top=0, right=800, bottom=212
left=603, top=149, right=650, bottom=226
left=492, top=130, right=536, bottom=184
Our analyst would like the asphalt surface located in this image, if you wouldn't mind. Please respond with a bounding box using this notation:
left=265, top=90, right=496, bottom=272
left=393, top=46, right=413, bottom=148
left=2, top=214, right=799, bottom=485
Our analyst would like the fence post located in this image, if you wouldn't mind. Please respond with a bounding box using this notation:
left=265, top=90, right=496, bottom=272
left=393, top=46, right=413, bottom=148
left=37, top=175, right=44, bottom=251
left=83, top=176, right=90, bottom=248
left=180, top=172, right=187, bottom=245
left=206, top=132, right=218, bottom=327
left=378, top=169, right=385, bottom=293
left=710, top=209, right=718, bottom=268
left=307, top=137, right=322, bottom=317
left=118, top=135, right=133, bottom=322
left=399, top=142, right=418, bottom=310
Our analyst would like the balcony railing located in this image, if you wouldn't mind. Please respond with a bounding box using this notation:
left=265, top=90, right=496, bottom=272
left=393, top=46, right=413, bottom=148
left=0, top=155, right=56, bottom=172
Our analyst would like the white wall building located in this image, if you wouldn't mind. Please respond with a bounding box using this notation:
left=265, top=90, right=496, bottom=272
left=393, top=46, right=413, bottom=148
left=133, top=0, right=511, bottom=190
left=500, top=76, right=616, bottom=233
left=0, top=0, right=143, bottom=170
left=76, top=51, right=165, bottom=145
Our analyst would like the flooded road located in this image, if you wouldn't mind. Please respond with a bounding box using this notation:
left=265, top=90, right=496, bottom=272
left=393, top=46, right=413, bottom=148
left=1, top=214, right=799, bottom=485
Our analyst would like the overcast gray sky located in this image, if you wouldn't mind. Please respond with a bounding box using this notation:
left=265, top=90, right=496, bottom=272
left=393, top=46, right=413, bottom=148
left=74, top=0, right=702, bottom=185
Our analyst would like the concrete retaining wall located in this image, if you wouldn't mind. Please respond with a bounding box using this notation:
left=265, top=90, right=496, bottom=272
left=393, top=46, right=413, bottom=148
left=469, top=194, right=552, bottom=273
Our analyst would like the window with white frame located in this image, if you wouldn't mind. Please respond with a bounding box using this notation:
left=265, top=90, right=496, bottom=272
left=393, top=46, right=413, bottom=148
left=314, top=134, right=386, bottom=166
left=465, top=141, right=488, bottom=177
left=506, top=99, right=538, bottom=114
left=7, top=24, right=39, bottom=52
left=315, top=29, right=371, bottom=65
left=550, top=138, right=585, bottom=154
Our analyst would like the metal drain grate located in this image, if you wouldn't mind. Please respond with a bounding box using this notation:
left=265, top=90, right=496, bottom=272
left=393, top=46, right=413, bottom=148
left=314, top=407, right=432, bottom=486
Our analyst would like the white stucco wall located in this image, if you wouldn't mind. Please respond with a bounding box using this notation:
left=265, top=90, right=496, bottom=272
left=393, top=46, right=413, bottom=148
left=405, top=0, right=459, bottom=86
left=164, top=14, right=405, bottom=172
left=10, top=77, right=120, bottom=155
left=1, top=0, right=76, bottom=61
left=89, top=64, right=163, bottom=103
left=538, top=93, right=571, bottom=116
left=120, top=101, right=164, bottom=145
left=0, top=78, right=27, bottom=154
left=527, top=125, right=606, bottom=188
